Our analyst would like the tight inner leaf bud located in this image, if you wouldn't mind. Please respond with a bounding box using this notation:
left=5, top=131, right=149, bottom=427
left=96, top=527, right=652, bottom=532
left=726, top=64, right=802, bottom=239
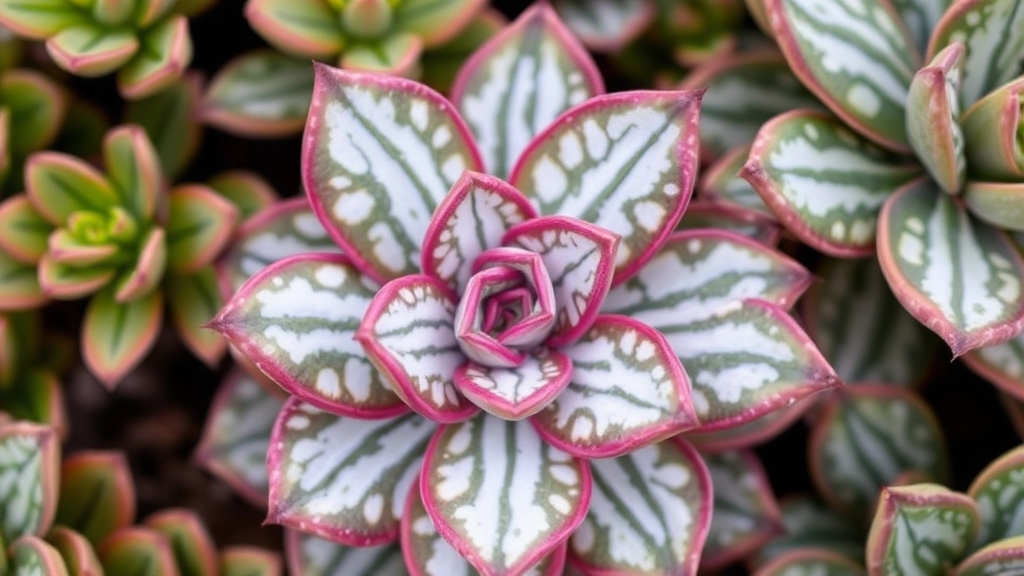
left=342, top=0, right=394, bottom=39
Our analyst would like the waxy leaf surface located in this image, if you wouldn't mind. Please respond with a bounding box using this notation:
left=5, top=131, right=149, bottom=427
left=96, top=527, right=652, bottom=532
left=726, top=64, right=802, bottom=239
left=285, top=531, right=406, bottom=576
left=0, top=422, right=59, bottom=542
left=702, top=450, right=782, bottom=570
left=968, top=444, right=1024, bottom=546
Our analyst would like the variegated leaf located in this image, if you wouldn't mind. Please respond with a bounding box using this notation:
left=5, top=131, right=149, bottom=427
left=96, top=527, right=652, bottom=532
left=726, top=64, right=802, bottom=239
left=268, top=399, right=435, bottom=545
left=964, top=326, right=1024, bottom=399
left=569, top=438, right=711, bottom=576
left=55, top=451, right=134, bottom=547
left=532, top=315, right=698, bottom=458
left=195, top=369, right=284, bottom=508
left=553, top=0, right=654, bottom=52
left=803, top=257, right=938, bottom=386
left=167, top=267, right=225, bottom=367
left=810, top=386, right=949, bottom=520
left=964, top=182, right=1024, bottom=232
left=166, top=184, right=239, bottom=274
left=890, top=0, right=952, bottom=55
left=421, top=413, right=589, bottom=576
left=1, top=69, right=67, bottom=157
left=99, top=527, right=178, bottom=576
left=955, top=535, right=1024, bottom=576
left=0, top=194, right=52, bottom=264
left=9, top=536, right=68, bottom=575
left=927, top=0, right=1024, bottom=107
left=866, top=484, right=979, bottom=576
left=676, top=202, right=782, bottom=246
left=455, top=349, right=571, bottom=421
left=700, top=144, right=773, bottom=216
left=0, top=421, right=59, bottom=542
left=680, top=51, right=822, bottom=161
left=45, top=23, right=138, bottom=77
left=402, top=475, right=566, bottom=575
left=452, top=3, right=602, bottom=178
left=115, top=15, right=192, bottom=99
left=82, top=287, right=162, bottom=388
left=742, top=110, right=921, bottom=256
left=302, top=64, right=482, bottom=283
left=124, top=72, right=202, bottom=180
left=0, top=250, right=46, bottom=311
left=968, top=444, right=1024, bottom=546
left=754, top=549, right=867, bottom=576
left=0, top=0, right=81, bottom=39
left=684, top=403, right=806, bottom=453
left=877, top=178, right=1024, bottom=355
left=46, top=526, right=104, bottom=576
left=752, top=497, right=866, bottom=568
left=702, top=449, right=783, bottom=570
left=961, top=77, right=1024, bottom=182
left=104, top=123, right=162, bottom=223
left=206, top=170, right=278, bottom=220
left=284, top=531, right=407, bottom=576
left=765, top=0, right=918, bottom=151
left=220, top=546, right=282, bottom=576
left=906, top=43, right=966, bottom=193
left=358, top=274, right=477, bottom=422
left=503, top=216, right=618, bottom=346
left=210, top=253, right=404, bottom=418
left=510, top=90, right=702, bottom=284
left=145, top=509, right=218, bottom=576
left=421, top=171, right=536, bottom=293
left=244, top=0, right=343, bottom=59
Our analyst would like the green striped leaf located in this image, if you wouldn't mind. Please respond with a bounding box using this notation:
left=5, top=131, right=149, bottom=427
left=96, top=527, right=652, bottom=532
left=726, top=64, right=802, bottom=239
left=166, top=184, right=239, bottom=274
left=809, top=386, right=949, bottom=520
left=568, top=438, right=711, bottom=575
left=421, top=413, right=589, bottom=576
left=284, top=531, right=406, bottom=576
left=45, top=23, right=138, bottom=77
left=0, top=0, right=83, bottom=39
left=99, top=527, right=178, bottom=576
left=532, top=315, right=699, bottom=458
left=877, top=178, right=1024, bottom=355
left=0, top=249, right=46, bottom=311
left=195, top=369, right=284, bottom=508
left=702, top=450, right=783, bottom=571
left=82, top=287, right=162, bottom=389
left=676, top=202, right=782, bottom=246
left=268, top=399, right=435, bottom=545
left=220, top=546, right=281, bottom=576
left=104, top=124, right=162, bottom=223
left=25, top=151, right=119, bottom=226
left=961, top=77, right=1024, bottom=182
left=302, top=64, right=482, bottom=283
left=891, top=0, right=952, bottom=55
left=391, top=0, right=482, bottom=49
left=451, top=3, right=602, bottom=178
left=553, top=0, right=655, bottom=52
left=1, top=69, right=67, bottom=157
left=928, top=0, right=1024, bottom=107
left=245, top=0, right=343, bottom=59
left=46, top=526, right=104, bottom=576
left=167, top=266, right=225, bottom=367
left=968, top=444, right=1024, bottom=547
left=211, top=253, right=404, bottom=418
left=752, top=497, right=866, bottom=569
left=145, top=510, right=217, bottom=576
left=202, top=50, right=314, bottom=138
left=964, top=182, right=1024, bottom=232
left=964, top=325, right=1024, bottom=399
left=54, top=451, right=134, bottom=548
left=116, top=15, right=192, bottom=100
left=754, top=549, right=866, bottom=576
left=906, top=43, right=966, bottom=193
left=866, top=484, right=979, bottom=576
left=700, top=144, right=773, bottom=216
left=124, top=73, right=202, bottom=179
left=341, top=34, right=422, bottom=77
left=0, top=421, right=59, bottom=542
left=9, top=536, right=68, bottom=575
left=741, top=110, right=921, bottom=256
left=680, top=51, right=822, bottom=161
left=803, top=257, right=938, bottom=386
left=511, top=90, right=701, bottom=284
left=955, top=535, right=1024, bottom=576
left=765, top=0, right=918, bottom=150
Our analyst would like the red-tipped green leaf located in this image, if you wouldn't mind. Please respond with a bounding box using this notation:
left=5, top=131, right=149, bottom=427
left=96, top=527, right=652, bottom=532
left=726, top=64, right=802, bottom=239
left=961, top=77, right=1024, bottom=182
left=451, top=3, right=602, bottom=178
left=46, top=230, right=118, bottom=267
left=46, top=526, right=103, bottom=576
left=9, top=535, right=68, bottom=575
left=906, top=43, right=966, bottom=193
left=54, top=451, right=134, bottom=548
left=104, top=124, right=162, bottom=222
left=244, top=0, right=344, bottom=59
left=124, top=73, right=203, bottom=179
left=754, top=549, right=866, bottom=576
left=1, top=69, right=68, bottom=156
left=964, top=182, right=1024, bottom=232
left=221, top=546, right=282, bottom=576
left=302, top=64, right=482, bottom=283
left=285, top=531, right=406, bottom=576
left=0, top=421, right=59, bottom=541
left=0, top=194, right=52, bottom=263
left=510, top=90, right=701, bottom=285
left=25, top=152, right=119, bottom=226
left=99, top=527, right=178, bottom=576
left=955, top=535, right=1024, bottom=576
left=553, top=0, right=655, bottom=52
left=167, top=266, right=226, bottom=367
left=45, top=23, right=138, bottom=77
left=455, top=348, right=571, bottom=421
left=421, top=413, right=590, bottom=576
left=166, top=184, right=239, bottom=274
left=0, top=250, right=47, bottom=310
left=968, top=444, right=1024, bottom=546
left=676, top=202, right=783, bottom=246
left=0, top=0, right=82, bottom=39
left=268, top=399, right=436, bottom=545
left=82, top=287, right=162, bottom=388
left=112, top=226, right=167, bottom=302
left=700, top=144, right=773, bottom=217
left=37, top=256, right=115, bottom=300
left=116, top=16, right=192, bottom=100
left=145, top=509, right=218, bottom=576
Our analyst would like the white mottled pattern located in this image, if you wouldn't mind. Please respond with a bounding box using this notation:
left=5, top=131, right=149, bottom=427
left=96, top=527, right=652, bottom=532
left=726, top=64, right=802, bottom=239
left=462, top=353, right=561, bottom=404
left=0, top=432, right=46, bottom=540
left=886, top=502, right=975, bottom=575
left=976, top=334, right=1024, bottom=380
left=297, top=533, right=407, bottom=575
left=705, top=451, right=763, bottom=548
left=954, top=0, right=1024, bottom=105
left=206, top=374, right=284, bottom=491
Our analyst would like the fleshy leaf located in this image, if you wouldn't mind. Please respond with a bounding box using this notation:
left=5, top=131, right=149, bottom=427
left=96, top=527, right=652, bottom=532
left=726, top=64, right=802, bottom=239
left=116, top=16, right=192, bottom=100
left=99, top=527, right=178, bottom=576
left=765, top=0, right=918, bottom=150
left=341, top=35, right=422, bottom=78
left=890, top=0, right=952, bottom=55
left=0, top=250, right=47, bottom=310
left=877, top=178, right=1024, bottom=355
left=357, top=274, right=477, bottom=422
left=124, top=73, right=202, bottom=179
left=37, top=256, right=115, bottom=300
left=45, top=23, right=138, bottom=77
left=166, top=184, right=239, bottom=274
left=145, top=510, right=218, bottom=576
left=302, top=63, right=482, bottom=283
left=0, top=370, right=65, bottom=435
left=676, top=202, right=782, bottom=246
left=25, top=152, right=119, bottom=226
left=421, top=413, right=589, bottom=576
left=284, top=531, right=407, bottom=576
left=81, top=287, right=162, bottom=388
left=195, top=369, right=284, bottom=507
left=268, top=399, right=435, bottom=545
left=700, top=144, right=773, bottom=217
left=968, top=444, right=1024, bottom=546
left=9, top=536, right=68, bottom=575
left=741, top=109, right=921, bottom=256
left=702, top=450, right=783, bottom=570
left=451, top=3, right=602, bottom=178
left=202, top=50, right=314, bottom=138
left=0, top=0, right=82, bottom=38
left=955, top=536, right=1024, bottom=576
left=510, top=90, right=701, bottom=284
left=455, top=348, right=571, bottom=421
left=112, top=226, right=167, bottom=302
left=206, top=170, right=278, bottom=220
left=865, top=484, right=979, bottom=576
left=54, top=451, right=134, bottom=548
left=0, top=421, right=59, bottom=542
left=964, top=317, right=1024, bottom=399
left=553, top=0, right=655, bottom=52
left=752, top=497, right=866, bottom=568
left=532, top=315, right=698, bottom=458
left=803, top=257, right=938, bottom=386
left=104, top=124, right=162, bottom=222
left=961, top=77, right=1024, bottom=182
left=754, top=549, right=867, bottom=576
left=245, top=0, right=342, bottom=58
left=0, top=194, right=52, bottom=264
left=167, top=267, right=226, bottom=367
left=392, top=0, right=484, bottom=48
left=221, top=546, right=282, bottom=576
left=906, top=43, right=966, bottom=193
left=2, top=69, right=67, bottom=156
left=964, top=182, right=1024, bottom=232
left=810, top=386, right=949, bottom=520
left=46, top=526, right=104, bottom=576
left=684, top=403, right=806, bottom=452
left=569, top=437, right=711, bottom=575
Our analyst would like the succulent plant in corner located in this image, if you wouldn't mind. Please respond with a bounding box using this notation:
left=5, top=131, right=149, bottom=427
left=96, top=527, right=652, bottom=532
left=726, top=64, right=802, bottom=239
left=208, top=5, right=839, bottom=575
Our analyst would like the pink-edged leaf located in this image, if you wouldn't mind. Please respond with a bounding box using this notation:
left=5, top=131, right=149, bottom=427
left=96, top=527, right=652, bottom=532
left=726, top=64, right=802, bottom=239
left=420, top=171, right=537, bottom=293
left=968, top=444, right=1024, bottom=546
left=99, top=527, right=178, bottom=576
left=568, top=437, right=712, bottom=576
left=46, top=230, right=118, bottom=267
left=244, top=0, right=343, bottom=59
left=166, top=267, right=226, bottom=367
left=284, top=530, right=407, bottom=575
left=2, top=69, right=68, bottom=157
left=9, top=535, right=68, bottom=575
left=455, top=348, right=571, bottom=420
left=209, top=253, right=405, bottom=418
left=964, top=182, right=1024, bottom=232
left=810, top=386, right=949, bottom=520
left=700, top=144, right=773, bottom=217
left=267, top=398, right=435, bottom=546
left=220, top=546, right=282, bottom=576
left=0, top=370, right=67, bottom=438
left=451, top=3, right=602, bottom=178
left=0, top=0, right=82, bottom=39
left=195, top=369, right=283, bottom=508
left=46, top=526, right=104, bottom=576
left=145, top=509, right=218, bottom=576
left=206, top=170, right=279, bottom=220
left=25, top=151, right=119, bottom=226
left=866, top=484, right=979, bottom=576
left=803, top=257, right=939, bottom=386
left=357, top=274, right=478, bottom=422
left=961, top=77, right=1024, bottom=182
left=37, top=256, right=115, bottom=301
left=553, top=0, right=655, bottom=52
left=45, top=23, right=138, bottom=77
left=702, top=449, right=784, bottom=570
left=764, top=0, right=918, bottom=151
left=166, top=184, right=240, bottom=274
left=741, top=109, right=922, bottom=257
left=81, top=287, right=162, bottom=388
left=402, top=473, right=567, bottom=575
left=502, top=216, right=618, bottom=347
left=421, top=413, right=590, bottom=576
left=751, top=496, right=867, bottom=569
left=0, top=194, right=51, bottom=264
left=116, top=15, right=192, bottom=100
left=392, top=0, right=484, bottom=48
left=0, top=250, right=47, bottom=311
left=339, top=34, right=423, bottom=78
left=685, top=402, right=807, bottom=453
left=877, top=178, right=1024, bottom=355
left=54, top=451, right=135, bottom=548
left=124, top=72, right=203, bottom=180
left=302, top=63, right=482, bottom=283
left=927, top=0, right=1024, bottom=107
left=955, top=535, right=1024, bottom=576
left=532, top=315, right=698, bottom=458
left=676, top=201, right=783, bottom=246
left=103, top=123, right=162, bottom=222
left=906, top=43, right=966, bottom=193
left=964, top=315, right=1024, bottom=400
left=0, top=421, right=59, bottom=541
left=753, top=549, right=867, bottom=576
left=890, top=0, right=952, bottom=55
left=510, top=90, right=701, bottom=285
left=111, top=226, right=167, bottom=303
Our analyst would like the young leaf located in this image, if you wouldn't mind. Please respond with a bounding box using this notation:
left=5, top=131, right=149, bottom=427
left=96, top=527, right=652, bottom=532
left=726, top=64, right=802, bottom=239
left=116, top=16, right=192, bottom=99
left=700, top=144, right=774, bottom=217
left=454, top=349, right=571, bottom=421
left=968, top=444, right=1024, bottom=546
left=220, top=546, right=282, bottom=576
left=753, top=549, right=866, bottom=576
left=341, top=35, right=422, bottom=78
left=54, top=451, right=135, bottom=547
left=964, top=182, right=1024, bottom=232
left=0, top=421, right=59, bottom=542
left=124, top=73, right=202, bottom=179
left=45, top=23, right=138, bottom=77
left=906, top=43, right=966, bottom=194
left=166, top=267, right=226, bottom=367
left=9, top=535, right=69, bottom=575
left=284, top=530, right=407, bottom=576
left=37, top=256, right=116, bottom=301
left=25, top=152, right=119, bottom=226
left=104, top=123, right=162, bottom=222
left=99, top=527, right=178, bottom=576
left=81, top=287, right=162, bottom=388
left=961, top=77, right=1024, bottom=182
left=145, top=509, right=218, bottom=576
left=112, top=226, right=167, bottom=302
left=166, top=184, right=239, bottom=274
left=553, top=0, right=655, bottom=52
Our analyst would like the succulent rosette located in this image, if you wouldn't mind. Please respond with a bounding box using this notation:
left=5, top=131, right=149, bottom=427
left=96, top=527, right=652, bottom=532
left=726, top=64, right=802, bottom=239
left=210, top=5, right=839, bottom=574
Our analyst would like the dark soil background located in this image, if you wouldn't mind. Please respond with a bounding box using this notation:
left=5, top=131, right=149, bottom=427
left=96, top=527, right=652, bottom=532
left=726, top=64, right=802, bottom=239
left=48, top=0, right=1023, bottom=571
